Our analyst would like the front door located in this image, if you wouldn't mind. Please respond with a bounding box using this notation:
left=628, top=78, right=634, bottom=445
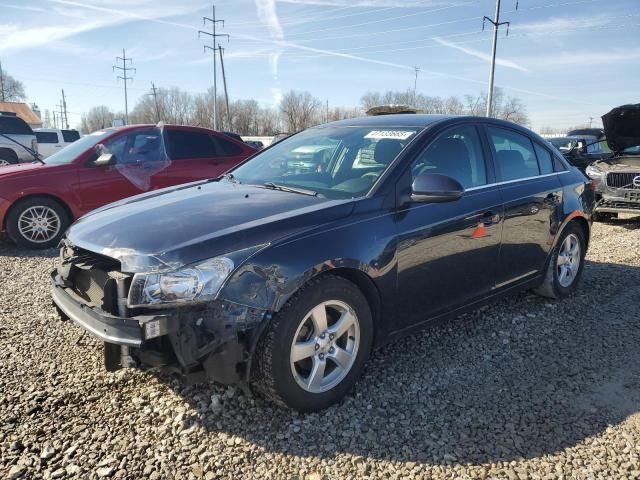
left=394, top=124, right=503, bottom=327
left=76, top=128, right=167, bottom=213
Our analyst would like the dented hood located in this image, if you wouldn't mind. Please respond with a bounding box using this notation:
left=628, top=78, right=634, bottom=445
left=66, top=180, right=354, bottom=272
left=602, top=104, right=640, bottom=153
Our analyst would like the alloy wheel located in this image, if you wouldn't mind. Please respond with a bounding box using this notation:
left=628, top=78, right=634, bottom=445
left=557, top=233, right=581, bottom=287
left=290, top=300, right=360, bottom=394
left=0, top=159, right=11, bottom=167
left=17, top=206, right=61, bottom=244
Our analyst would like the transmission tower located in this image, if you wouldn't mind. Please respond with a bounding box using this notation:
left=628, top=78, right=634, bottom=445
left=113, top=49, right=135, bottom=125
left=199, top=5, right=229, bottom=130
left=149, top=82, right=161, bottom=122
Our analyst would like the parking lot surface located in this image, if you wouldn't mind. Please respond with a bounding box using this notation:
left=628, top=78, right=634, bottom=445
left=1, top=218, right=640, bottom=480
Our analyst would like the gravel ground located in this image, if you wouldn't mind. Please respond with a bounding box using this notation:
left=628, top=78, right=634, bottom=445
left=1, top=217, right=640, bottom=480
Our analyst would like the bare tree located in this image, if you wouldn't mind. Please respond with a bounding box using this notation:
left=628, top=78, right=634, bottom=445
left=80, top=106, right=116, bottom=133
left=0, top=65, right=26, bottom=102
left=279, top=90, right=321, bottom=132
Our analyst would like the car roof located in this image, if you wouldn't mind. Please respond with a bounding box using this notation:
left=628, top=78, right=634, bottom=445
left=318, top=114, right=453, bottom=128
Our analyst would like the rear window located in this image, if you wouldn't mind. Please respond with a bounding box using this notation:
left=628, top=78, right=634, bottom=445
left=212, top=135, right=243, bottom=156
left=62, top=130, right=80, bottom=142
left=36, top=131, right=59, bottom=143
left=0, top=115, right=34, bottom=135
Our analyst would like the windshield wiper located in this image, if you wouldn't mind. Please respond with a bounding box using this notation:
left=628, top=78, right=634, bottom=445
left=260, top=182, right=318, bottom=196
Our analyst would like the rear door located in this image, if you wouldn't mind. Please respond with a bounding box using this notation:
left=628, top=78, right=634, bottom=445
left=161, top=128, right=251, bottom=186
left=394, top=123, right=504, bottom=326
left=485, top=126, right=564, bottom=288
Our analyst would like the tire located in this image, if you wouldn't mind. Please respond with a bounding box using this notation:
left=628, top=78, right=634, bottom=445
left=6, top=197, right=70, bottom=249
left=533, top=222, right=586, bottom=299
left=0, top=149, right=19, bottom=166
left=253, top=275, right=373, bottom=412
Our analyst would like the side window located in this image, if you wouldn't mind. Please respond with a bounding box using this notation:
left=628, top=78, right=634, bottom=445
left=36, top=132, right=59, bottom=143
left=212, top=135, right=243, bottom=156
left=120, top=130, right=163, bottom=164
left=489, top=127, right=540, bottom=181
left=534, top=143, right=554, bottom=174
left=410, top=125, right=487, bottom=189
left=62, top=130, right=80, bottom=142
left=166, top=130, right=216, bottom=160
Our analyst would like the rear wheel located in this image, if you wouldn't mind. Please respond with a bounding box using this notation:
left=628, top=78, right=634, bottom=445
left=534, top=222, right=586, bottom=299
left=6, top=197, right=70, bottom=249
left=253, top=275, right=373, bottom=412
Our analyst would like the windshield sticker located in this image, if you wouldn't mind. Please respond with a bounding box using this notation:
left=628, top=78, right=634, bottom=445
left=364, top=130, right=416, bottom=140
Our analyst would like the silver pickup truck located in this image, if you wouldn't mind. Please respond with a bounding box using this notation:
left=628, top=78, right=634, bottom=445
left=0, top=111, right=39, bottom=166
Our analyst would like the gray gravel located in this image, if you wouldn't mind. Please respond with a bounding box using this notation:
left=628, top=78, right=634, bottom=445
left=2, top=217, right=640, bottom=479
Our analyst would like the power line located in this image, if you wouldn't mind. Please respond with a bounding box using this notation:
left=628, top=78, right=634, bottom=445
left=199, top=4, right=229, bottom=131
left=483, top=0, right=516, bottom=117
left=112, top=48, right=135, bottom=125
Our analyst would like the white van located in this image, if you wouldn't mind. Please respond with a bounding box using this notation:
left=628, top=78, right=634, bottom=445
left=34, top=128, right=81, bottom=158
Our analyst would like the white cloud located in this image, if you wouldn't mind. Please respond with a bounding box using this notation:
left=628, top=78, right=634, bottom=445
left=513, top=15, right=612, bottom=35
left=433, top=37, right=529, bottom=72
left=277, top=0, right=461, bottom=6
left=255, top=0, right=285, bottom=104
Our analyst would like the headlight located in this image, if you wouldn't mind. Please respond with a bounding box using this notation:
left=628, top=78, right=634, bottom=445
left=585, top=165, right=604, bottom=178
left=127, top=257, right=234, bottom=308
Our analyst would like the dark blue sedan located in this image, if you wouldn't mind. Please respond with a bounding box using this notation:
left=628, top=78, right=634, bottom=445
left=52, top=115, right=594, bottom=411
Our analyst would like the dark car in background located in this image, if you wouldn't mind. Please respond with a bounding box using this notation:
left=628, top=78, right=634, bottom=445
left=548, top=135, right=610, bottom=172
left=586, top=104, right=640, bottom=221
left=51, top=114, right=593, bottom=412
left=0, top=124, right=254, bottom=248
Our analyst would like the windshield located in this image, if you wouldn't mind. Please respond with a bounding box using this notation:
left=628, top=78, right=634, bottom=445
left=43, top=130, right=113, bottom=165
left=229, top=126, right=421, bottom=199
left=548, top=138, right=575, bottom=152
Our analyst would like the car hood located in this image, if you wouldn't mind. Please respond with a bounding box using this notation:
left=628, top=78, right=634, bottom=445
left=593, top=156, right=640, bottom=171
left=0, top=161, right=46, bottom=176
left=66, top=180, right=355, bottom=272
left=602, top=104, right=640, bottom=153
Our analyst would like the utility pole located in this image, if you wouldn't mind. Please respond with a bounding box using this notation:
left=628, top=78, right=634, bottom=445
left=149, top=82, right=161, bottom=122
left=61, top=89, right=69, bottom=129
left=0, top=61, right=5, bottom=102
left=589, top=117, right=593, bottom=128
left=53, top=111, right=58, bottom=129
left=218, top=46, right=232, bottom=129
left=483, top=0, right=513, bottom=117
left=326, top=99, right=329, bottom=123
left=413, top=66, right=420, bottom=99
left=113, top=48, right=135, bottom=125
left=199, top=5, right=229, bottom=131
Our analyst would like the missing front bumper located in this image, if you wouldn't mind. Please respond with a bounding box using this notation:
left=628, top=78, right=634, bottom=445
left=51, top=270, right=269, bottom=384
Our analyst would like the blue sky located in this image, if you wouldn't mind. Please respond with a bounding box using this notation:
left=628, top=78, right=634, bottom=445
left=1, top=0, right=638, bottom=131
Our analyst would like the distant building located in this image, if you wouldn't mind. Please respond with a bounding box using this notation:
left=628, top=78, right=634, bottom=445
left=0, top=101, right=42, bottom=128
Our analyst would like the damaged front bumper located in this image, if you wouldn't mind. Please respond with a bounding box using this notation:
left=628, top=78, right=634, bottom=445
left=51, top=270, right=270, bottom=385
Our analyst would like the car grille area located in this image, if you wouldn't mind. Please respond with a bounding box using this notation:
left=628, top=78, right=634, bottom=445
left=59, top=245, right=126, bottom=315
left=607, top=172, right=640, bottom=189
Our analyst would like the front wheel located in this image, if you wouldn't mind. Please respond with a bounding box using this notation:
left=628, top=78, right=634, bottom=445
left=6, top=197, right=70, bottom=249
left=534, top=222, right=586, bottom=299
left=253, top=275, right=373, bottom=412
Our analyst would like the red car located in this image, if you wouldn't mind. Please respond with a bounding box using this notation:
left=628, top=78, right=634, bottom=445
left=0, top=124, right=255, bottom=249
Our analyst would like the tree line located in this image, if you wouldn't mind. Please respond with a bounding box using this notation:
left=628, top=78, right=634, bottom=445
left=80, top=86, right=529, bottom=135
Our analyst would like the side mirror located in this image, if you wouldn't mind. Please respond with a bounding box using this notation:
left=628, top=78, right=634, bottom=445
left=94, top=153, right=116, bottom=167
left=411, top=173, right=464, bottom=203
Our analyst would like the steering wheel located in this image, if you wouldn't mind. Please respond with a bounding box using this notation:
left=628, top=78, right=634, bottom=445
left=361, top=172, right=380, bottom=180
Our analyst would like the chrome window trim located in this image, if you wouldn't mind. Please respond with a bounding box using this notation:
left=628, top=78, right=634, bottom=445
left=464, top=171, right=569, bottom=192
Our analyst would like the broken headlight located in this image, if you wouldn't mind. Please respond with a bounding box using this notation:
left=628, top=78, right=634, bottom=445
left=127, top=257, right=234, bottom=308
left=585, top=164, right=604, bottom=178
